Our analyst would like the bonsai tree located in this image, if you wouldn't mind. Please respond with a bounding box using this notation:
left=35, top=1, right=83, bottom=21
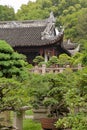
left=58, top=54, right=71, bottom=67
left=56, top=68, right=87, bottom=130
left=43, top=73, right=69, bottom=117
left=39, top=73, right=72, bottom=130
left=29, top=72, right=71, bottom=118
left=0, top=40, right=29, bottom=80
left=0, top=40, right=30, bottom=128
left=71, top=52, right=83, bottom=67
left=0, top=40, right=30, bottom=108
left=33, top=56, right=44, bottom=65
left=47, top=56, right=59, bottom=67
left=28, top=74, right=49, bottom=108
left=0, top=78, right=29, bottom=113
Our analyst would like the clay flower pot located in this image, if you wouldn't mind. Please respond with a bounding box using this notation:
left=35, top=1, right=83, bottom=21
left=40, top=118, right=58, bottom=130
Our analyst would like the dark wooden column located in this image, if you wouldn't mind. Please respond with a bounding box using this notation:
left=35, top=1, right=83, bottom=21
left=52, top=48, right=55, bottom=56
left=40, top=48, right=43, bottom=56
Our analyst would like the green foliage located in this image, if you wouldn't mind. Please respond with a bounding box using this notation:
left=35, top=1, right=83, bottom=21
left=0, top=40, right=30, bottom=113
left=29, top=73, right=71, bottom=117
left=46, top=53, right=83, bottom=67
left=0, top=5, right=16, bottom=21
left=56, top=68, right=87, bottom=129
left=11, top=52, right=26, bottom=60
left=80, top=39, right=87, bottom=52
left=0, top=78, right=29, bottom=112
left=58, top=54, right=71, bottom=66
left=43, top=73, right=71, bottom=117
left=76, top=8, right=87, bottom=40
left=25, top=109, right=33, bottom=116
left=0, top=40, right=13, bottom=54
left=56, top=113, right=87, bottom=130
left=0, top=2, right=87, bottom=128
left=23, top=119, right=41, bottom=130
left=72, top=52, right=83, bottom=66
left=47, top=56, right=59, bottom=67
left=0, top=40, right=29, bottom=80
left=33, top=56, right=44, bottom=65
left=82, top=53, right=87, bottom=66
left=28, top=74, right=49, bottom=108
left=29, top=55, right=86, bottom=128
left=16, top=1, right=49, bottom=20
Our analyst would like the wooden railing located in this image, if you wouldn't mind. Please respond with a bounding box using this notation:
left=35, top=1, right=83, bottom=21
left=29, top=64, right=82, bottom=74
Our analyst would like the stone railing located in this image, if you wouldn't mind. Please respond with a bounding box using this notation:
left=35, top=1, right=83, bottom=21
left=29, top=64, right=82, bottom=74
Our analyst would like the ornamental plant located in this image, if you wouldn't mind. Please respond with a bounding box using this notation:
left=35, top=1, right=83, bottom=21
left=0, top=78, right=29, bottom=112
left=29, top=71, right=75, bottom=118
left=43, top=72, right=71, bottom=117
left=0, top=40, right=29, bottom=80
left=71, top=52, right=83, bottom=66
left=47, top=56, right=59, bottom=67
left=58, top=54, right=72, bottom=67
left=28, top=74, right=49, bottom=108
left=0, top=40, right=30, bottom=128
left=33, top=56, right=44, bottom=65
left=56, top=68, right=87, bottom=130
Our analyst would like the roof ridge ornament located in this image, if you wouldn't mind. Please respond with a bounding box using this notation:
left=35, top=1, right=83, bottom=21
left=41, top=12, right=56, bottom=40
left=68, top=44, right=80, bottom=55
left=48, top=12, right=56, bottom=23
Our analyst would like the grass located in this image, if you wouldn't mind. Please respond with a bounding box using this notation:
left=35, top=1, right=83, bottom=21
left=10, top=110, right=42, bottom=130
left=23, top=119, right=42, bottom=130
left=25, top=109, right=33, bottom=116
left=23, top=109, right=42, bottom=130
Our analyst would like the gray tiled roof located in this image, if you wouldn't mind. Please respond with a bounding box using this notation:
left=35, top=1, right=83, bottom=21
left=0, top=21, right=63, bottom=47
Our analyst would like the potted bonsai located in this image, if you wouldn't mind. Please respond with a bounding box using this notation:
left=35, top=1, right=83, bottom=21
left=33, top=56, right=44, bottom=66
left=47, top=56, right=59, bottom=68
left=29, top=73, right=69, bottom=129
left=40, top=73, right=69, bottom=130
left=58, top=54, right=71, bottom=67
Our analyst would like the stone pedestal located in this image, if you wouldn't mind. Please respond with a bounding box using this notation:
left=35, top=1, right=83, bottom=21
left=33, top=106, right=48, bottom=121
left=0, top=111, right=10, bottom=126
left=13, top=111, right=24, bottom=130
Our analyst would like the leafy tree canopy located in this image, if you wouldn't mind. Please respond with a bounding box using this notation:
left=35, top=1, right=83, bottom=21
left=0, top=78, right=29, bottom=112
left=56, top=68, right=87, bottom=130
left=0, top=5, right=16, bottom=21
left=0, top=40, right=30, bottom=113
left=0, top=40, right=29, bottom=80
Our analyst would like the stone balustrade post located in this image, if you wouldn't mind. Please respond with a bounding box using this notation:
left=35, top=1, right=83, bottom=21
left=78, top=63, right=82, bottom=70
left=34, top=65, right=39, bottom=74
left=42, top=64, right=46, bottom=74
left=59, top=68, right=64, bottom=73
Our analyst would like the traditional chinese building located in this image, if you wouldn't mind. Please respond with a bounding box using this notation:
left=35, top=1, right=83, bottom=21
left=0, top=12, right=79, bottom=64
